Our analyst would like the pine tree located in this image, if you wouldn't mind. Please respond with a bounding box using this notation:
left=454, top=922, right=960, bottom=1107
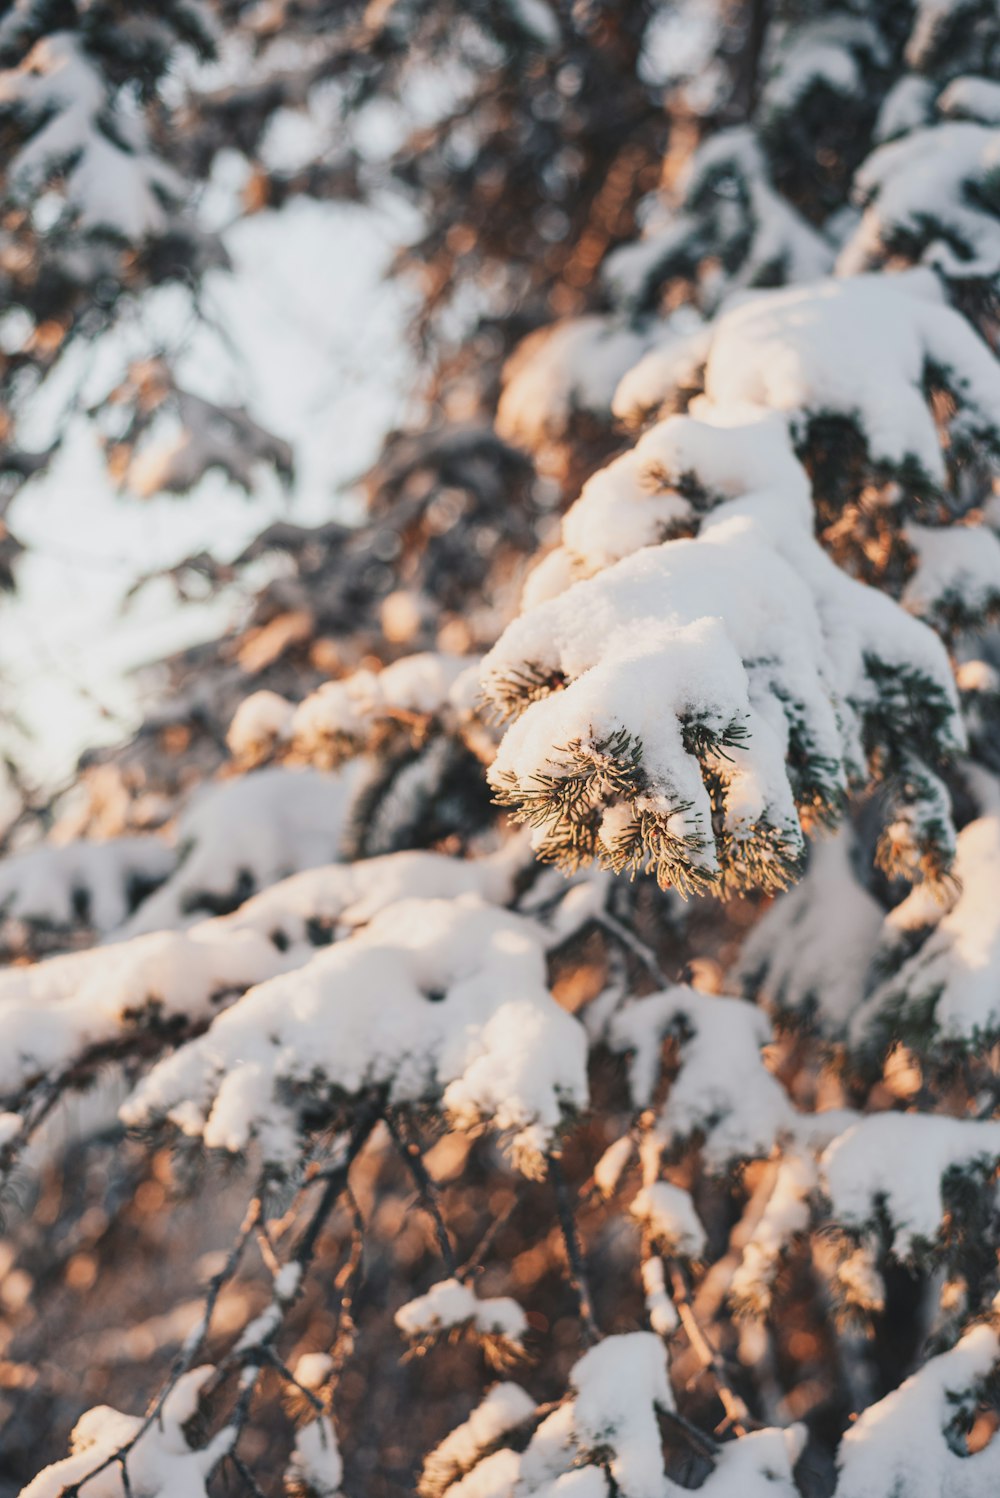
left=4, top=3, right=1000, bottom=1496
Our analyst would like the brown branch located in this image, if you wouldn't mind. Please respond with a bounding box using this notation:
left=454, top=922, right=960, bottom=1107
left=385, top=1110, right=458, bottom=1276
left=666, top=1259, right=749, bottom=1433
left=548, top=1153, right=600, bottom=1345
left=58, top=1193, right=262, bottom=1497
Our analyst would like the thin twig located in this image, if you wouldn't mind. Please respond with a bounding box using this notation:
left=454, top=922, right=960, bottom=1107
left=59, top=1193, right=262, bottom=1496
left=598, top=912, right=671, bottom=988
left=260, top=1347, right=324, bottom=1412
left=663, top=1407, right=719, bottom=1460
left=666, top=1259, right=749, bottom=1433
left=548, top=1154, right=600, bottom=1345
left=229, top=1450, right=269, bottom=1497
left=330, top=1191, right=366, bottom=1376
left=385, top=1110, right=458, bottom=1275
left=295, top=1099, right=380, bottom=1269
left=455, top=1196, right=518, bottom=1283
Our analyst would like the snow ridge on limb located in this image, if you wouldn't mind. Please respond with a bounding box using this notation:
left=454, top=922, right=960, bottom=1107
left=839, top=118, right=1000, bottom=282
left=608, top=984, right=795, bottom=1169
left=853, top=809, right=1000, bottom=1052
left=120, top=767, right=361, bottom=935
left=228, top=653, right=482, bottom=769
left=0, top=835, right=175, bottom=942
left=19, top=1367, right=233, bottom=1498
left=483, top=507, right=963, bottom=896
left=737, top=829, right=883, bottom=1036
left=615, top=271, right=1000, bottom=498
left=121, top=896, right=588, bottom=1176
left=429, top=1333, right=804, bottom=1498
left=835, top=1311, right=1000, bottom=1498
left=603, top=127, right=833, bottom=316
left=0, top=31, right=184, bottom=240
left=0, top=842, right=522, bottom=1129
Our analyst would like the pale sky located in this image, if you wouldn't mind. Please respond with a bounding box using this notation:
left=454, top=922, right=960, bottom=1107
left=2, top=162, right=416, bottom=803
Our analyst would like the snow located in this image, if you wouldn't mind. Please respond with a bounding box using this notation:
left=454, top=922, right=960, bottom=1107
left=424, top=1383, right=535, bottom=1494
left=121, top=767, right=362, bottom=934
left=603, top=129, right=832, bottom=314
left=902, top=523, right=1000, bottom=630
left=0, top=836, right=175, bottom=934
left=874, top=77, right=935, bottom=142
left=505, top=0, right=560, bottom=48
left=700, top=1426, right=805, bottom=1497
left=821, top=1114, right=1000, bottom=1258
left=0, top=919, right=286, bottom=1100
left=484, top=524, right=830, bottom=888
left=614, top=271, right=1000, bottom=488
left=738, top=830, right=884, bottom=1035
left=940, top=75, right=1000, bottom=125
left=395, top=1278, right=528, bottom=1345
left=293, top=1352, right=334, bottom=1389
left=0, top=842, right=522, bottom=1103
left=121, top=896, right=589, bottom=1174
left=0, top=33, right=181, bottom=240
left=609, top=985, right=794, bottom=1168
left=640, top=1256, right=678, bottom=1336
left=20, top=1366, right=234, bottom=1498
left=444, top=1332, right=805, bottom=1498
left=855, top=813, right=1000, bottom=1045
left=227, top=690, right=296, bottom=759
left=286, top=1415, right=343, bottom=1497
left=221, top=841, right=522, bottom=945
left=496, top=316, right=660, bottom=452
left=729, top=1153, right=816, bottom=1314
left=839, top=122, right=1000, bottom=279
left=483, top=502, right=961, bottom=896
left=630, top=1182, right=706, bottom=1258
left=556, top=408, right=809, bottom=579
left=637, top=0, right=718, bottom=90
left=760, top=17, right=886, bottom=119
left=440, top=1448, right=523, bottom=1496
left=611, top=323, right=713, bottom=431
left=569, top=1333, right=675, bottom=1497
left=593, top=1135, right=635, bottom=1197
left=289, top=653, right=479, bottom=760
left=835, top=1320, right=1000, bottom=1498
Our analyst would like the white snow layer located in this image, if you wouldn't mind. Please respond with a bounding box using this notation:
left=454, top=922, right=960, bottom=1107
left=630, top=1181, right=707, bottom=1257
left=276, top=653, right=480, bottom=762
left=496, top=316, right=661, bottom=452
left=0, top=836, right=175, bottom=933
left=0, top=32, right=181, bottom=239
left=120, top=897, right=589, bottom=1173
left=854, top=813, right=1000, bottom=1045
left=484, top=500, right=961, bottom=891
left=0, top=844, right=519, bottom=1101
left=20, top=1367, right=233, bottom=1498
left=738, top=830, right=884, bottom=1035
left=839, top=122, right=1000, bottom=279
left=821, top=1113, right=1000, bottom=1257
left=614, top=271, right=1000, bottom=488
left=285, top=1415, right=343, bottom=1497
left=120, top=767, right=361, bottom=934
left=609, top=985, right=794, bottom=1168
left=423, top=1383, right=535, bottom=1494
left=835, top=1319, right=1000, bottom=1498
left=441, top=1333, right=804, bottom=1497
left=395, top=1278, right=528, bottom=1345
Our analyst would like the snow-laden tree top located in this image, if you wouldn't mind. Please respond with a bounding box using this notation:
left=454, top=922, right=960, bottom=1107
left=7, top=2, right=1000, bottom=1496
